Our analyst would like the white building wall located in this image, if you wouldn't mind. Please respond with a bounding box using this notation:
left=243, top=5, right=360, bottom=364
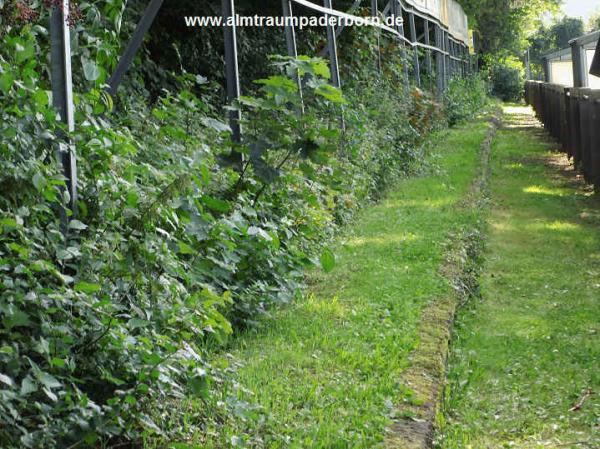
left=585, top=48, right=600, bottom=89
left=550, top=61, right=574, bottom=86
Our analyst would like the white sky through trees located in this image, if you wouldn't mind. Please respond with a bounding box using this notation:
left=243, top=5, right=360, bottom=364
left=562, top=0, right=599, bottom=19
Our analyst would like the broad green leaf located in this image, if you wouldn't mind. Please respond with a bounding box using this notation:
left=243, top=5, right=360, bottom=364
left=0, top=72, right=14, bottom=94
left=178, top=241, right=195, bottom=255
left=129, top=318, right=149, bottom=328
left=201, top=195, right=231, bottom=213
left=0, top=346, right=13, bottom=355
left=32, top=90, right=49, bottom=107
left=82, top=59, right=101, bottom=81
left=0, top=218, right=18, bottom=229
left=320, top=248, right=336, bottom=273
left=74, top=282, right=101, bottom=294
left=247, top=226, right=272, bottom=242
left=188, top=374, right=209, bottom=399
left=36, top=371, right=61, bottom=389
left=139, top=414, right=161, bottom=434
left=50, top=358, right=66, bottom=368
left=0, top=373, right=14, bottom=387
left=32, top=172, right=46, bottom=192
left=20, top=376, right=37, bottom=395
left=316, top=84, right=347, bottom=104
left=68, top=219, right=87, bottom=230
left=3, top=309, right=30, bottom=330
left=201, top=117, right=231, bottom=133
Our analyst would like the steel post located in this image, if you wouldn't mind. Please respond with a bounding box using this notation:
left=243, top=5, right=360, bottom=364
left=391, top=0, right=409, bottom=86
left=372, top=0, right=382, bottom=74
left=107, top=0, right=164, bottom=97
left=590, top=92, right=600, bottom=191
left=282, top=0, right=304, bottom=112
left=323, top=0, right=342, bottom=88
left=408, top=12, right=420, bottom=87
left=222, top=0, right=242, bottom=143
left=444, top=30, right=450, bottom=85
left=50, top=0, right=76, bottom=228
left=434, top=24, right=445, bottom=95
left=423, top=19, right=432, bottom=83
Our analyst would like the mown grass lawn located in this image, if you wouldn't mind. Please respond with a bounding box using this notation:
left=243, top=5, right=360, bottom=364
left=437, top=106, right=600, bottom=449
left=154, top=119, right=491, bottom=449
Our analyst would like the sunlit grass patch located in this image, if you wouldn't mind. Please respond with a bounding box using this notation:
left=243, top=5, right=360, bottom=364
left=437, top=106, right=600, bottom=449
left=504, top=162, right=525, bottom=170
left=523, top=185, right=567, bottom=196
left=527, top=220, right=582, bottom=232
left=343, top=232, right=421, bottom=248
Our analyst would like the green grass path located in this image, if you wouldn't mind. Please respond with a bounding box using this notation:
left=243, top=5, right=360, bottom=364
left=438, top=106, right=600, bottom=449
left=185, top=119, right=490, bottom=448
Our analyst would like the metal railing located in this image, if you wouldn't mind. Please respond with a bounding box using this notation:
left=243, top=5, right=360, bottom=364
left=525, top=81, right=600, bottom=190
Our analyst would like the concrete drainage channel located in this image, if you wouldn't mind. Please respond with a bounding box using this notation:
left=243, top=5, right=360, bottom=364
left=385, top=112, right=500, bottom=449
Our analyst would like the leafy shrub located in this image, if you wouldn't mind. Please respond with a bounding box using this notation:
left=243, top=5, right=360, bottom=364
left=443, top=74, right=490, bottom=125
left=0, top=31, right=431, bottom=449
left=485, top=57, right=524, bottom=102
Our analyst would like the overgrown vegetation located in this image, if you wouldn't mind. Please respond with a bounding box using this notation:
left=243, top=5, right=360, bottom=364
left=443, top=75, right=490, bottom=125
left=483, top=56, right=524, bottom=102
left=171, top=118, right=491, bottom=449
left=458, top=0, right=561, bottom=99
left=0, top=2, right=488, bottom=448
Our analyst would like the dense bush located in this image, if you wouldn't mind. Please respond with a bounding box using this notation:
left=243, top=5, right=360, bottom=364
left=484, top=57, right=524, bottom=102
left=443, top=74, right=490, bottom=126
left=0, top=3, right=487, bottom=448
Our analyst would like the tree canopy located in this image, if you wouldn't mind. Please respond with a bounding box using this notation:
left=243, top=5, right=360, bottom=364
left=458, top=0, right=561, bottom=57
left=528, top=16, right=585, bottom=77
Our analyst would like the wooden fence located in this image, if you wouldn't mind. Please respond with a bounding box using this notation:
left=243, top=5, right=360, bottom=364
left=525, top=80, right=600, bottom=191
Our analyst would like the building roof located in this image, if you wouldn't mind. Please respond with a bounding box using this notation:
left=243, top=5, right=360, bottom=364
left=542, top=47, right=572, bottom=62
left=569, top=30, right=600, bottom=48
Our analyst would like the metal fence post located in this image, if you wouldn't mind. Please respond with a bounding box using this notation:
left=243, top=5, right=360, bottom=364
left=434, top=24, right=444, bottom=95
left=423, top=18, right=432, bottom=85
left=442, top=30, right=452, bottom=87
left=408, top=12, right=420, bottom=87
left=323, top=0, right=342, bottom=89
left=371, top=0, right=382, bottom=74
left=222, top=0, right=242, bottom=144
left=106, top=0, right=164, bottom=97
left=282, top=0, right=298, bottom=60
left=50, top=0, right=76, bottom=229
left=452, top=41, right=457, bottom=76
left=391, top=0, right=409, bottom=87
left=449, top=40, right=454, bottom=76
left=590, top=91, right=600, bottom=191
left=282, top=0, right=304, bottom=113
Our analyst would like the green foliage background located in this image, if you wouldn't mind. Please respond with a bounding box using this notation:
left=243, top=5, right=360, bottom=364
left=457, top=0, right=561, bottom=99
left=528, top=16, right=585, bottom=80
